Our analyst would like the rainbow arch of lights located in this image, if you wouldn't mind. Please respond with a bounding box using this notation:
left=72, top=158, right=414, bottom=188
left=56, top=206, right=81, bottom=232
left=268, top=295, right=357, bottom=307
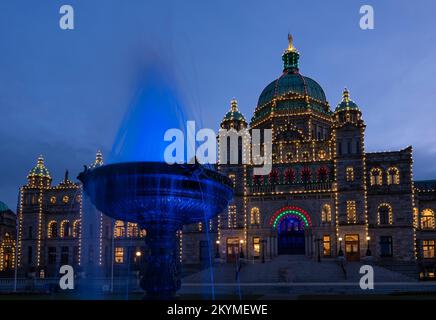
left=269, top=206, right=312, bottom=229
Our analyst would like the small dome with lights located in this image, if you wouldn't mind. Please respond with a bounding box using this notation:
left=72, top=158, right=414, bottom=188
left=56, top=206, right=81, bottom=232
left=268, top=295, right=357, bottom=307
left=90, top=150, right=104, bottom=169
left=27, top=156, right=51, bottom=179
left=220, top=99, right=247, bottom=131
left=335, top=88, right=360, bottom=112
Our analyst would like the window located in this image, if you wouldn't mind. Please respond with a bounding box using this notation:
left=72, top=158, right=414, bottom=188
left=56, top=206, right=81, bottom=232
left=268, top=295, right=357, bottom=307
left=346, top=167, right=354, bottom=182
left=321, top=204, right=332, bottom=223
left=127, top=222, right=139, bottom=238
left=387, top=167, right=400, bottom=185
left=62, top=195, right=69, bottom=203
left=347, top=141, right=352, bottom=154
left=378, top=204, right=393, bottom=225
left=356, top=141, right=361, bottom=154
left=61, top=247, right=69, bottom=265
left=323, top=235, right=331, bottom=257
left=60, top=220, right=70, bottom=238
left=370, top=168, right=383, bottom=186
left=337, top=142, right=342, bottom=155
left=423, top=240, right=435, bottom=259
left=302, top=151, right=310, bottom=161
left=380, top=236, right=393, bottom=257
left=114, top=221, right=126, bottom=238
left=50, top=196, right=56, bottom=204
left=250, top=207, right=260, bottom=225
left=115, top=247, right=124, bottom=264
left=28, top=226, right=33, bottom=239
left=421, top=209, right=435, bottom=229
left=346, top=201, right=357, bottom=224
left=48, top=221, right=58, bottom=238
left=318, top=150, right=326, bottom=160
left=253, top=237, right=260, bottom=258
left=228, top=205, right=237, bottom=228
left=48, top=247, right=56, bottom=265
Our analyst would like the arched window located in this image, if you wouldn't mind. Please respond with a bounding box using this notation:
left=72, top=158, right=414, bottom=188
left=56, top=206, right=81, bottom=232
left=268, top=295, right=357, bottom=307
left=301, top=167, right=312, bottom=183
left=378, top=204, right=393, bottom=225
left=48, top=221, right=58, bottom=238
left=284, top=168, right=296, bottom=184
left=387, top=167, right=400, bottom=185
left=370, top=168, right=383, bottom=186
left=60, top=220, right=70, bottom=237
left=421, top=209, right=435, bottom=229
left=72, top=220, right=80, bottom=238
left=114, top=221, right=126, bottom=238
left=268, top=169, right=279, bottom=184
left=317, top=167, right=328, bottom=182
left=321, top=204, right=332, bottom=223
left=250, top=207, right=260, bottom=225
left=346, top=167, right=354, bottom=182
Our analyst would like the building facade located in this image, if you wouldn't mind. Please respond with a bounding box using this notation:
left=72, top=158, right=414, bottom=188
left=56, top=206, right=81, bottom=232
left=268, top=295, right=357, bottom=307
left=184, top=36, right=436, bottom=279
left=1, top=35, right=436, bottom=281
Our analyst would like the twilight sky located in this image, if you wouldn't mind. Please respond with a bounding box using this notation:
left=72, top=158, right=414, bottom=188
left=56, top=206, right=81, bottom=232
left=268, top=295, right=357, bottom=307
left=1, top=0, right=436, bottom=209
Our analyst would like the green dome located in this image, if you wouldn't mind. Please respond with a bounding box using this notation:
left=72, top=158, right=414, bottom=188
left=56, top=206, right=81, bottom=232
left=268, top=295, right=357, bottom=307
left=27, top=156, right=51, bottom=179
left=335, top=88, right=360, bottom=112
left=0, top=201, right=9, bottom=212
left=257, top=73, right=327, bottom=107
left=221, top=99, right=247, bottom=129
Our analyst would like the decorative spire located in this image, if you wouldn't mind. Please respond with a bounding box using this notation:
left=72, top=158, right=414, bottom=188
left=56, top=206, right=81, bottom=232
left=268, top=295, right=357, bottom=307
left=37, top=155, right=44, bottom=167
left=282, top=33, right=300, bottom=74
left=230, top=98, right=238, bottom=112
left=342, top=88, right=350, bottom=102
left=286, top=33, right=298, bottom=53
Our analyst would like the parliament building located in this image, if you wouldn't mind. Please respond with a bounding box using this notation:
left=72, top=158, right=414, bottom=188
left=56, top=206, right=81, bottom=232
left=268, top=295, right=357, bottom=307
left=1, top=36, right=436, bottom=280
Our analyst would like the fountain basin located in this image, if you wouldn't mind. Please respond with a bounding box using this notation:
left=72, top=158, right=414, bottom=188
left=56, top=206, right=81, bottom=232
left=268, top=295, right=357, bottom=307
left=78, top=161, right=233, bottom=298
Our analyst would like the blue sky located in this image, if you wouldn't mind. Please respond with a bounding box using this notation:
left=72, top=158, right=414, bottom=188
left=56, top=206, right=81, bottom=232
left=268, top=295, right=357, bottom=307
left=0, top=0, right=436, bottom=208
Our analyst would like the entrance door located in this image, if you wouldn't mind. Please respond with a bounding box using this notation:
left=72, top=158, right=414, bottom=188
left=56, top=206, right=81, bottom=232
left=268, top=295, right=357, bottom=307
left=277, top=216, right=305, bottom=255
left=345, top=234, right=360, bottom=261
left=226, top=238, right=240, bottom=262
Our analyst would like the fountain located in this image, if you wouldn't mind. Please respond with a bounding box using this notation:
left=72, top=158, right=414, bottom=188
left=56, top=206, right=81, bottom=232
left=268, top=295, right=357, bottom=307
left=78, top=162, right=233, bottom=298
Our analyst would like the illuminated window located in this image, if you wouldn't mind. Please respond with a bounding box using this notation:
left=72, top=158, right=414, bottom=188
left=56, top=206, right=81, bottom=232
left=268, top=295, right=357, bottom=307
left=127, top=222, right=139, bottom=238
left=60, top=220, right=70, bottom=237
left=62, top=195, right=69, bottom=203
left=421, top=209, right=435, bottom=229
left=378, top=204, right=393, bottom=225
left=323, top=235, right=331, bottom=257
left=253, top=237, right=260, bottom=258
left=114, top=247, right=124, bottom=263
left=139, top=229, right=147, bottom=237
left=346, top=201, right=357, bottom=224
left=75, top=195, right=82, bottom=203
left=321, top=204, right=332, bottom=223
left=228, top=205, right=237, bottom=228
left=50, top=196, right=56, bottom=204
left=370, top=168, right=383, bottom=186
left=250, top=207, right=260, bottom=225
left=114, top=221, right=126, bottom=238
left=47, top=221, right=58, bottom=238
left=423, top=240, right=435, bottom=259
left=72, top=220, right=80, bottom=238
left=387, top=167, right=400, bottom=185
left=346, top=167, right=354, bottom=182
